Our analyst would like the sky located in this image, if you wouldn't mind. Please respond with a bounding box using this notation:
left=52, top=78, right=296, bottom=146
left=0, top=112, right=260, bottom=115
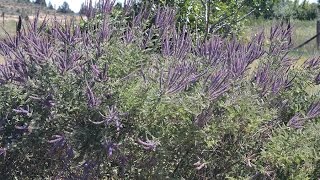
left=47, top=0, right=318, bottom=13
left=46, top=0, right=124, bottom=13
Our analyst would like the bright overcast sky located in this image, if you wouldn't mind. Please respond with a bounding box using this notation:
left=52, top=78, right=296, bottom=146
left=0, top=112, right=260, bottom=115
left=46, top=0, right=318, bottom=13
left=46, top=0, right=124, bottom=13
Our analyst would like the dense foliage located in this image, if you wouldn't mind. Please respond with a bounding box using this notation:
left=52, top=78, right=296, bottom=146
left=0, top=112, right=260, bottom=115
left=0, top=0, right=320, bottom=179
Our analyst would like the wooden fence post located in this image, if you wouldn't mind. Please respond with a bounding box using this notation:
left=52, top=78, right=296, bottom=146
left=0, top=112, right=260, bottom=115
left=317, top=20, right=320, bottom=49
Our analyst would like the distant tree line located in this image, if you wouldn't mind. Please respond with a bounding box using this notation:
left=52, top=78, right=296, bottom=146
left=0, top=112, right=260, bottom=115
left=15, top=0, right=74, bottom=14
left=77, top=0, right=319, bottom=38
left=34, top=0, right=46, bottom=6
left=17, top=0, right=31, bottom=3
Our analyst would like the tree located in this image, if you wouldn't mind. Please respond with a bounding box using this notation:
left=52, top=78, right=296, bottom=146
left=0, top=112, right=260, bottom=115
left=34, top=0, right=46, bottom=6
left=47, top=2, right=54, bottom=10
left=17, top=0, right=30, bottom=3
left=57, top=1, right=74, bottom=14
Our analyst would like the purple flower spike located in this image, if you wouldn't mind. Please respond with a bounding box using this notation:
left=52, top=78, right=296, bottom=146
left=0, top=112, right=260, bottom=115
left=288, top=101, right=320, bottom=129
left=93, top=63, right=109, bottom=82
left=137, top=138, right=158, bottom=151
left=155, top=6, right=176, bottom=34
left=91, top=106, right=123, bottom=131
left=99, top=18, right=112, bottom=42
left=15, top=124, right=29, bottom=130
left=84, top=0, right=94, bottom=19
left=123, top=0, right=134, bottom=15
left=66, top=146, right=74, bottom=159
left=204, top=70, right=230, bottom=101
left=163, top=62, right=203, bottom=95
left=103, top=141, right=117, bottom=157
left=224, top=34, right=264, bottom=78
left=99, top=0, right=116, bottom=14
left=315, top=72, right=320, bottom=85
left=13, top=105, right=32, bottom=117
left=254, top=65, right=293, bottom=96
left=303, top=57, right=320, bottom=70
left=287, top=113, right=304, bottom=129
left=194, top=36, right=223, bottom=66
left=268, top=22, right=293, bottom=56
left=48, top=135, right=65, bottom=144
left=48, top=134, right=66, bottom=153
left=86, top=80, right=101, bottom=108
left=0, top=148, right=7, bottom=158
left=124, top=26, right=134, bottom=44
left=81, top=160, right=97, bottom=179
left=306, top=101, right=320, bottom=118
left=132, top=3, right=151, bottom=28
left=161, top=33, right=171, bottom=57
left=161, top=27, right=192, bottom=60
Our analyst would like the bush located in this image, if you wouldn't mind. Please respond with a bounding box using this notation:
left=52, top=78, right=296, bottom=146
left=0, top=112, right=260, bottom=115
left=0, top=1, right=319, bottom=179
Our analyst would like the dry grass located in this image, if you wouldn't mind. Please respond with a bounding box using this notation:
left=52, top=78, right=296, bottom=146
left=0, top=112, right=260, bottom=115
left=0, top=19, right=16, bottom=38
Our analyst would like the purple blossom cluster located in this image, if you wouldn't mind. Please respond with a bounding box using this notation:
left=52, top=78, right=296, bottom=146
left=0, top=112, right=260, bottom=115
left=287, top=101, right=320, bottom=129
left=268, top=22, right=293, bottom=56
left=137, top=137, right=158, bottom=151
left=204, top=70, right=230, bottom=101
left=254, top=65, right=293, bottom=95
left=161, top=62, right=203, bottom=95
left=226, top=35, right=264, bottom=77
left=303, top=57, right=320, bottom=70
left=91, top=105, right=123, bottom=132
left=194, top=36, right=224, bottom=66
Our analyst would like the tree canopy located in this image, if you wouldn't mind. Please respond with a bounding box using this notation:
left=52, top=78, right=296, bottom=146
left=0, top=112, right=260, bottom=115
left=47, top=2, right=54, bottom=10
left=33, top=0, right=46, bottom=6
left=57, top=1, right=74, bottom=14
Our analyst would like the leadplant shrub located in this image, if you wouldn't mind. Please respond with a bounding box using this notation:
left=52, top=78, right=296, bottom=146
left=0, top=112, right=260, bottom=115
left=0, top=0, right=319, bottom=179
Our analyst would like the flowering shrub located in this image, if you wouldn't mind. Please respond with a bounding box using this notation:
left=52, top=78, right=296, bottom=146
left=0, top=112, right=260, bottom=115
left=0, top=0, right=319, bottom=179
